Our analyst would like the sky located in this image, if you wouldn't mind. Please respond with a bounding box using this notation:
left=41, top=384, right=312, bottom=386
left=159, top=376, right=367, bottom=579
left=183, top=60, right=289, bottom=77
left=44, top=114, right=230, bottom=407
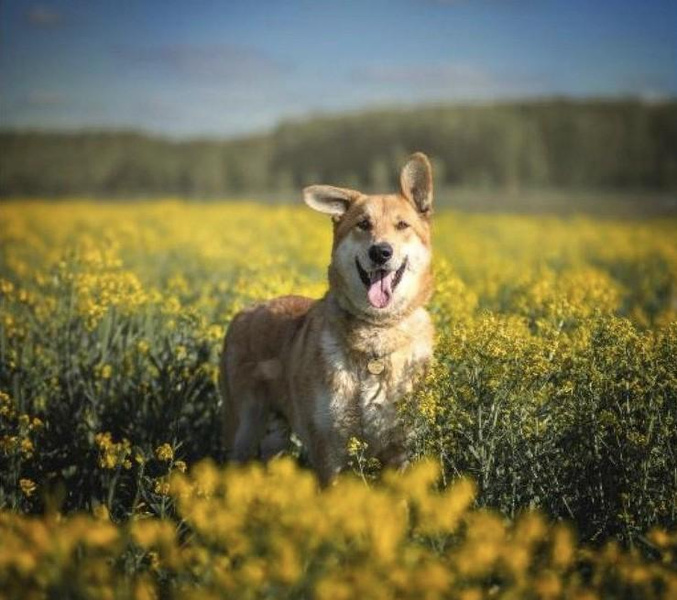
left=1, top=0, right=675, bottom=138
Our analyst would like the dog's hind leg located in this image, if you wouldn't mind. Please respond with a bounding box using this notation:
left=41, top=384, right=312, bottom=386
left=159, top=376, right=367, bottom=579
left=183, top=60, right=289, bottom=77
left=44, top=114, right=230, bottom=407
left=219, top=369, right=236, bottom=461
left=260, top=412, right=291, bottom=461
left=231, top=391, right=269, bottom=463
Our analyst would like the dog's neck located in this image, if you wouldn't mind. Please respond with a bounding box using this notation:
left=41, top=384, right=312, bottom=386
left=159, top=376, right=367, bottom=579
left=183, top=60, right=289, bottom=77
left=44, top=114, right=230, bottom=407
left=323, top=291, right=427, bottom=358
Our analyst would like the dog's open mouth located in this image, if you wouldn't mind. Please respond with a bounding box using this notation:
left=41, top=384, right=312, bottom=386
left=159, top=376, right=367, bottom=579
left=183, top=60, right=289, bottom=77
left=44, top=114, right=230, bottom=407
left=356, top=257, right=407, bottom=309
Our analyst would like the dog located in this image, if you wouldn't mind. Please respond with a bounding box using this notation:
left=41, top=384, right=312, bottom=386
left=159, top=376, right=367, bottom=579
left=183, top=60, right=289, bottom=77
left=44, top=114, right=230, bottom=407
left=219, top=152, right=435, bottom=485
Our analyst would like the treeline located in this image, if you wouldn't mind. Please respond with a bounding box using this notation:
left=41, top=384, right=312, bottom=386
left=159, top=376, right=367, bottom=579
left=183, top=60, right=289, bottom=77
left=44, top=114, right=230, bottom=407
left=1, top=99, right=676, bottom=197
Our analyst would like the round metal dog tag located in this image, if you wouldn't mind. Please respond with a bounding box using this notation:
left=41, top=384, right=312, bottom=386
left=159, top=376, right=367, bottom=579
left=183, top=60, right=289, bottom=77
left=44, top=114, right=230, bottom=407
left=367, top=358, right=385, bottom=375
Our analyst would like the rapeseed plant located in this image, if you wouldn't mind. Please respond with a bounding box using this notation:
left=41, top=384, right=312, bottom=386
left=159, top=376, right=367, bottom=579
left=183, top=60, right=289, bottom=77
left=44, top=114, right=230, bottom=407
left=0, top=201, right=675, bottom=597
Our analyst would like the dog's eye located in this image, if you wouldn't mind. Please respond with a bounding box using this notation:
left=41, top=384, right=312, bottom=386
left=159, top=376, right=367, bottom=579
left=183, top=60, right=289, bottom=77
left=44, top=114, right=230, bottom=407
left=396, top=220, right=410, bottom=230
left=357, top=219, right=372, bottom=231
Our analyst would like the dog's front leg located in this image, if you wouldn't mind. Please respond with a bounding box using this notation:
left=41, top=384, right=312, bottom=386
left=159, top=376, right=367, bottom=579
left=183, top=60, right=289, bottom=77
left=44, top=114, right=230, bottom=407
left=378, top=426, right=411, bottom=472
left=306, top=421, right=345, bottom=487
left=380, top=446, right=410, bottom=472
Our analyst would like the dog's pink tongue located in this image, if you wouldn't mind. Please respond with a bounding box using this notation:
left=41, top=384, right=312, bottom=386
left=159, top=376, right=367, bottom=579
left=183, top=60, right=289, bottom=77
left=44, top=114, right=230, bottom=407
left=367, top=271, right=395, bottom=308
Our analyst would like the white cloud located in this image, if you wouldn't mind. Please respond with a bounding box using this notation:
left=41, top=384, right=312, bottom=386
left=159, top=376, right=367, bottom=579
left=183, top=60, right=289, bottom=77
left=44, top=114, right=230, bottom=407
left=114, top=44, right=288, bottom=83
left=26, top=5, right=62, bottom=27
left=352, top=62, right=549, bottom=99
left=26, top=90, right=65, bottom=106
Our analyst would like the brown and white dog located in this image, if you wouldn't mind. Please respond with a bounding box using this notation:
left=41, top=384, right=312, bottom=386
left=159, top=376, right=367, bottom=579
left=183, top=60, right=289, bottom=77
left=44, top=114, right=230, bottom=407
left=219, top=153, right=434, bottom=485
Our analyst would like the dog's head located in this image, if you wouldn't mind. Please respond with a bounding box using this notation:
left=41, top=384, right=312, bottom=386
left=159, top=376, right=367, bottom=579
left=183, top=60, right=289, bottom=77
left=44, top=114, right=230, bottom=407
left=304, top=152, right=434, bottom=321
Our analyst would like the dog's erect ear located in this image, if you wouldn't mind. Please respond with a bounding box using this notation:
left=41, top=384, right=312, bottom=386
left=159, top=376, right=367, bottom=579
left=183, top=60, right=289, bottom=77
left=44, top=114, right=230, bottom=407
left=303, top=185, right=360, bottom=217
left=400, top=152, right=433, bottom=215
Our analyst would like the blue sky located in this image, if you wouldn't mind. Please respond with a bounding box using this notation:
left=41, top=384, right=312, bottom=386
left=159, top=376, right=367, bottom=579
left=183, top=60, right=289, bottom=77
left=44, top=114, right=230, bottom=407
left=1, top=0, right=675, bottom=137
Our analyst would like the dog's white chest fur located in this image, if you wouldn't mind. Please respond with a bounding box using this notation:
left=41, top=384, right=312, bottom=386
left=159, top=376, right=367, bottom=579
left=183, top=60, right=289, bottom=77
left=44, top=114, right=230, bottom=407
left=317, top=309, right=432, bottom=451
left=356, top=373, right=395, bottom=445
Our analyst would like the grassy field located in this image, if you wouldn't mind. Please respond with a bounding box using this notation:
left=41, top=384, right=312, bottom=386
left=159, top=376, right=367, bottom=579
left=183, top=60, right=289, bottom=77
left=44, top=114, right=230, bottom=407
left=1, top=200, right=676, bottom=598
left=253, top=186, right=677, bottom=218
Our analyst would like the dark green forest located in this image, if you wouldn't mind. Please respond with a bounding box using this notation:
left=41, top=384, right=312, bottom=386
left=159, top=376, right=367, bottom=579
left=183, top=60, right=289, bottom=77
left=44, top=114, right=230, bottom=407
left=2, top=99, right=676, bottom=199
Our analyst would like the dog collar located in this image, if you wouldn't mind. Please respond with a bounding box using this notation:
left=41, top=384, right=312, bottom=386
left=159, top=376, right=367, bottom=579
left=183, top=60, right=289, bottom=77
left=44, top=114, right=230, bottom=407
left=367, top=358, right=386, bottom=375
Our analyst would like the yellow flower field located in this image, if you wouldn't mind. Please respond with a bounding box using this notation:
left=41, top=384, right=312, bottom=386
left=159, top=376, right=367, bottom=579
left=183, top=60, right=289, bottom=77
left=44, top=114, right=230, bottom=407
left=1, top=200, right=676, bottom=598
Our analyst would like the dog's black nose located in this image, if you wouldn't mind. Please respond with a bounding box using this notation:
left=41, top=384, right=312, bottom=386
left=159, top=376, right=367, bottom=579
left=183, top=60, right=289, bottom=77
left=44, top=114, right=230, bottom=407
left=369, top=242, right=393, bottom=265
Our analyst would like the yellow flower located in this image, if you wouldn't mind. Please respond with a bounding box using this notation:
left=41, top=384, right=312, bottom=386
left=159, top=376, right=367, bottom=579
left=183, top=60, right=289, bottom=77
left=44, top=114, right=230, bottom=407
left=155, top=443, right=174, bottom=462
left=93, top=505, right=110, bottom=521
left=131, top=519, right=176, bottom=549
left=346, top=436, right=368, bottom=456
left=20, top=438, right=34, bottom=458
left=95, top=431, right=132, bottom=470
left=19, top=478, right=37, bottom=497
left=551, top=524, right=575, bottom=568
left=134, top=578, right=157, bottom=600
left=154, top=479, right=171, bottom=496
